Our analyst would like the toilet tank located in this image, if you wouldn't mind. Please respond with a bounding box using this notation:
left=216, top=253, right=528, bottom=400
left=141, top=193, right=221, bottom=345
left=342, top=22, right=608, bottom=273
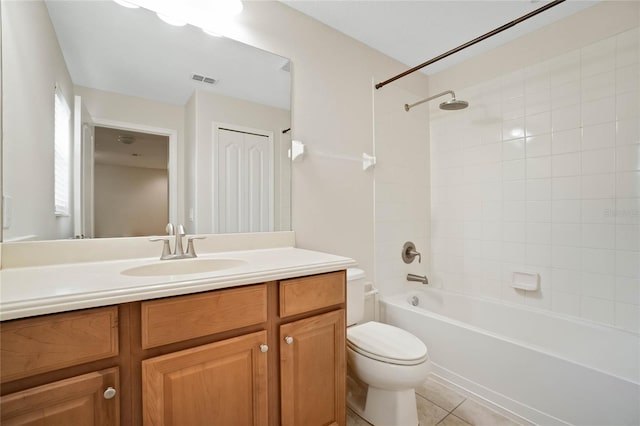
left=346, top=268, right=366, bottom=326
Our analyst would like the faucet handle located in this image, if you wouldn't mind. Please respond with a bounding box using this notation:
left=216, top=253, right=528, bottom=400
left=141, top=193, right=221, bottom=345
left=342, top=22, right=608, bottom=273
left=185, top=235, right=206, bottom=258
left=149, top=236, right=173, bottom=260
left=165, top=223, right=175, bottom=235
left=177, top=224, right=186, bottom=236
left=402, top=241, right=422, bottom=264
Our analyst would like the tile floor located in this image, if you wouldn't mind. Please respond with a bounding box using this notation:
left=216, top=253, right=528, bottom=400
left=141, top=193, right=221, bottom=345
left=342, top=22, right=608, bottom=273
left=347, top=375, right=526, bottom=426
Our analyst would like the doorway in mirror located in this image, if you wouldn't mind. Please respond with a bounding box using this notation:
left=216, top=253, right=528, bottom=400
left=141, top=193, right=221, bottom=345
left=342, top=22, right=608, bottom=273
left=92, top=126, right=170, bottom=238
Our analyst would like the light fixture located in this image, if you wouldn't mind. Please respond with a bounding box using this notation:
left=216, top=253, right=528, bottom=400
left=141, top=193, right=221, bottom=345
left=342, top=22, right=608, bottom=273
left=113, top=0, right=140, bottom=9
left=118, top=135, right=135, bottom=145
left=156, top=12, right=187, bottom=26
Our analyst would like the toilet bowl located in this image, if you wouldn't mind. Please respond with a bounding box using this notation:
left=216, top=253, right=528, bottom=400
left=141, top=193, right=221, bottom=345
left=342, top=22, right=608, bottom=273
left=346, top=268, right=431, bottom=426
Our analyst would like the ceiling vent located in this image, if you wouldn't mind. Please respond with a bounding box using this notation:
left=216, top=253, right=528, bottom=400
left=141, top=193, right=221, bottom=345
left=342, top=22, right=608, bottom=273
left=191, top=73, right=217, bottom=85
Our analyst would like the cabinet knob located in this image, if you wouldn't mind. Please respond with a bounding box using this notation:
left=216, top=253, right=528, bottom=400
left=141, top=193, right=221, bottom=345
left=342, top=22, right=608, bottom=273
left=103, top=387, right=117, bottom=400
left=260, top=344, right=269, bottom=353
left=284, top=336, right=294, bottom=345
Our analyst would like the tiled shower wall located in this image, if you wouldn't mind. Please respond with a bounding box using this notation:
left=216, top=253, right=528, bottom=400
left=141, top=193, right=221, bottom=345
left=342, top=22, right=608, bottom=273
left=429, top=27, right=639, bottom=332
left=374, top=83, right=430, bottom=297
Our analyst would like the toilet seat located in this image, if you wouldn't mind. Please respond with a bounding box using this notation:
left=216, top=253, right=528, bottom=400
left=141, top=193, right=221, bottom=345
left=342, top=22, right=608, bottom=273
left=347, top=322, right=428, bottom=366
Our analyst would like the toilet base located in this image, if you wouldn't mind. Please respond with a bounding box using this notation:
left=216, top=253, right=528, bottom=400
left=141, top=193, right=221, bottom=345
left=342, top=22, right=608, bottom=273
left=347, top=380, right=419, bottom=426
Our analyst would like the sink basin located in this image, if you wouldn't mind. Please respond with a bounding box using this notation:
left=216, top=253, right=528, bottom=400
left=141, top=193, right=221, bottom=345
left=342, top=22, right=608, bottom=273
left=121, top=258, right=247, bottom=277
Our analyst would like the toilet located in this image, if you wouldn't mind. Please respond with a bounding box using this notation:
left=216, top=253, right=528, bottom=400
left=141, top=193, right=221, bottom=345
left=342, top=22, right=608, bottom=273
left=346, top=268, right=431, bottom=426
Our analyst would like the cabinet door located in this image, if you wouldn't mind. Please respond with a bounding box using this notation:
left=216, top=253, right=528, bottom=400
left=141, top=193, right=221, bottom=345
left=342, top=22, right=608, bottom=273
left=280, top=309, right=346, bottom=426
left=142, top=330, right=268, bottom=426
left=0, top=367, right=119, bottom=425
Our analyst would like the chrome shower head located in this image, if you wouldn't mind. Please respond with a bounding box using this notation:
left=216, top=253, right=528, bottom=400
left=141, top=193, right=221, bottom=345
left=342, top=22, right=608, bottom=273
left=404, top=90, right=469, bottom=112
left=439, top=98, right=469, bottom=110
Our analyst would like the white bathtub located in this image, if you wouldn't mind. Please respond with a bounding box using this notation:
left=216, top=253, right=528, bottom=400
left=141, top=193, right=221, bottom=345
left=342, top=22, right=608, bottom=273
left=381, top=289, right=640, bottom=426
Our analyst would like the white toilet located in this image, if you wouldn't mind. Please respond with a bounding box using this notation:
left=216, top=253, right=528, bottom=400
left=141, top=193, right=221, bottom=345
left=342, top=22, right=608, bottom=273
left=346, top=268, right=431, bottom=426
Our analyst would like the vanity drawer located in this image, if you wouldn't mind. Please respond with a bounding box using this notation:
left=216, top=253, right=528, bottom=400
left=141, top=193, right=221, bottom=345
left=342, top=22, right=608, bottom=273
left=141, top=284, right=268, bottom=349
left=1, top=306, right=119, bottom=383
left=279, top=271, right=346, bottom=318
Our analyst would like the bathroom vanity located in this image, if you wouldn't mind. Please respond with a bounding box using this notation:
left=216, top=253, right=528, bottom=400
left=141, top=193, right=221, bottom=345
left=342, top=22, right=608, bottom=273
left=0, top=244, right=353, bottom=426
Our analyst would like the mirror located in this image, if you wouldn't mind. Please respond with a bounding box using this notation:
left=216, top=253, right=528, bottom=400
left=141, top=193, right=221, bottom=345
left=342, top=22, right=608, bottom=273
left=1, top=0, right=292, bottom=242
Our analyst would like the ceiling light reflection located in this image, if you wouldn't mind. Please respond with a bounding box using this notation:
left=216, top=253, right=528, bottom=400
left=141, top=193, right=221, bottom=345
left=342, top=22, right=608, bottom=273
left=113, top=0, right=140, bottom=8
left=156, top=12, right=187, bottom=26
left=203, top=28, right=223, bottom=37
left=510, top=128, right=525, bottom=138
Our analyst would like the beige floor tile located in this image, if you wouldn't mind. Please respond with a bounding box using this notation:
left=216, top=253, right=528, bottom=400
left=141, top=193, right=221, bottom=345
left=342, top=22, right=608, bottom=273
left=417, top=394, right=449, bottom=426
left=452, top=399, right=521, bottom=426
left=416, top=377, right=466, bottom=412
left=437, top=414, right=473, bottom=426
left=347, top=408, right=373, bottom=426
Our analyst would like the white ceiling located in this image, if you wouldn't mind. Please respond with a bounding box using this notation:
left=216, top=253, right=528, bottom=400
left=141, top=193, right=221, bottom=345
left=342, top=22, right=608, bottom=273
left=45, top=1, right=291, bottom=109
left=44, top=1, right=599, bottom=110
left=282, top=0, right=600, bottom=76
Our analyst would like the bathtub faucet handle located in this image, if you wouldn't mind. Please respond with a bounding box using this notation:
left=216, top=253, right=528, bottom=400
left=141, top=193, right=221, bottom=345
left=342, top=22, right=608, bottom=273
left=402, top=241, right=422, bottom=264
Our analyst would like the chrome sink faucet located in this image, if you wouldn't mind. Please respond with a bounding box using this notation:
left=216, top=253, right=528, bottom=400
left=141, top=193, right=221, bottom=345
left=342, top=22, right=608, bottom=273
left=174, top=224, right=186, bottom=257
left=150, top=223, right=206, bottom=260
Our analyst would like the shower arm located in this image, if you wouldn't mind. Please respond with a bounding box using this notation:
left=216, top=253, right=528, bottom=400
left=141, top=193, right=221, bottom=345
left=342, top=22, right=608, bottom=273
left=404, top=90, right=455, bottom=111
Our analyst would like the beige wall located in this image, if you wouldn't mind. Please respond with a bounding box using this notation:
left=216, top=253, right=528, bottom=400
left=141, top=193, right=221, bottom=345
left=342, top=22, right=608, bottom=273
left=2, top=0, right=74, bottom=241
left=184, top=92, right=197, bottom=232
left=222, top=2, right=430, bottom=279
left=94, top=163, right=168, bottom=238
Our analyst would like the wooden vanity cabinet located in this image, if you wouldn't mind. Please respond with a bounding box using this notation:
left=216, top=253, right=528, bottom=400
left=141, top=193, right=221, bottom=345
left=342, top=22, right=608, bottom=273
left=278, top=272, right=347, bottom=426
left=0, top=307, right=121, bottom=425
left=0, top=270, right=346, bottom=426
left=280, top=310, right=346, bottom=426
left=139, top=284, right=269, bottom=426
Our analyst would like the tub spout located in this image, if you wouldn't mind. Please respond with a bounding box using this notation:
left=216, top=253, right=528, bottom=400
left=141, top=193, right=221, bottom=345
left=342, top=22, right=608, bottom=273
left=407, top=273, right=428, bottom=285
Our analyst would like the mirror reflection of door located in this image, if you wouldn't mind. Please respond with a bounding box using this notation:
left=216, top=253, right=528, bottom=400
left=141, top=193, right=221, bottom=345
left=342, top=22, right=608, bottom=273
left=93, top=127, right=169, bottom=238
left=215, top=126, right=273, bottom=234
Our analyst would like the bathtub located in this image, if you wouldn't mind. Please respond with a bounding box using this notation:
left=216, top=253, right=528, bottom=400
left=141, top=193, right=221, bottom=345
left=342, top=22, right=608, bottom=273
left=381, top=289, right=640, bottom=426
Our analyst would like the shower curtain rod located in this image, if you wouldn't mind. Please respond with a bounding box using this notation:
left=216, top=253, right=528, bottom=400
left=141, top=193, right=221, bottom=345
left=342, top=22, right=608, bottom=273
left=375, top=0, right=566, bottom=90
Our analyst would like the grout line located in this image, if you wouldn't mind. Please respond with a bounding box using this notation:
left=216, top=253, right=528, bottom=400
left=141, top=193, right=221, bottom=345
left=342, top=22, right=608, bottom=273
left=347, top=407, right=373, bottom=426
left=418, top=391, right=459, bottom=414
left=450, top=398, right=467, bottom=414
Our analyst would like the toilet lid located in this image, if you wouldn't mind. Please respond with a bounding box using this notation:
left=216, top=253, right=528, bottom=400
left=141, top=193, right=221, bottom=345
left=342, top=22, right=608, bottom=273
left=347, top=322, right=428, bottom=366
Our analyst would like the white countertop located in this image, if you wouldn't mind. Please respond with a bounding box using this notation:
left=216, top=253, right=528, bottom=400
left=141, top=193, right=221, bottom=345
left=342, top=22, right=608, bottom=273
left=0, top=247, right=355, bottom=321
